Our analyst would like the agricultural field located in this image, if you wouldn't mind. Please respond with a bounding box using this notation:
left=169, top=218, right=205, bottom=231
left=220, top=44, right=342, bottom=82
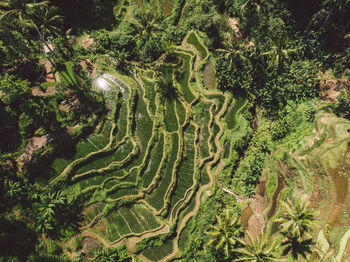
left=2, top=0, right=350, bottom=261
left=41, top=30, right=250, bottom=261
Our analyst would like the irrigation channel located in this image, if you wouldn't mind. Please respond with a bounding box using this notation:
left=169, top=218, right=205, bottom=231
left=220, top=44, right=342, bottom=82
left=47, top=31, right=249, bottom=261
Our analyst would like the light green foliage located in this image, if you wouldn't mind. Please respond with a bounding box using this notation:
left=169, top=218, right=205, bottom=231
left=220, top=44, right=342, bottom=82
left=0, top=74, right=31, bottom=105
left=206, top=209, right=242, bottom=257
left=93, top=245, right=132, bottom=262
left=2, top=0, right=350, bottom=261
left=275, top=199, right=316, bottom=241
left=232, top=231, right=284, bottom=262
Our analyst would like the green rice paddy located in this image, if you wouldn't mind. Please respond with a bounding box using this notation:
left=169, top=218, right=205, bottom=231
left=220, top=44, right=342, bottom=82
left=50, top=31, right=249, bottom=261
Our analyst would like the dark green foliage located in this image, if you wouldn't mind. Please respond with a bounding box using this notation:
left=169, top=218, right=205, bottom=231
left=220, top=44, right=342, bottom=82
left=0, top=74, right=32, bottom=105
left=270, top=118, right=290, bottom=140
left=0, top=215, right=37, bottom=259
left=27, top=254, right=71, bottom=262
left=305, top=107, right=316, bottom=122
left=0, top=28, right=37, bottom=76
left=0, top=0, right=349, bottom=261
left=52, top=0, right=118, bottom=31
left=336, top=89, right=350, bottom=120
left=216, top=55, right=252, bottom=96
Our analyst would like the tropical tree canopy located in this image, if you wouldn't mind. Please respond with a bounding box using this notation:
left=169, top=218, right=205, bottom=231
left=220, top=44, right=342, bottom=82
left=232, top=231, right=284, bottom=262
left=274, top=198, right=316, bottom=241
left=206, top=209, right=242, bottom=257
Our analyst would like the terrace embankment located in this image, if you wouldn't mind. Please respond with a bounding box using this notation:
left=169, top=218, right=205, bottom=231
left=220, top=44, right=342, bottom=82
left=51, top=30, right=251, bottom=261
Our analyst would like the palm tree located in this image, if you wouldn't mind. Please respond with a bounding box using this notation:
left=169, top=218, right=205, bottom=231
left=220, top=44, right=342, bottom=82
left=206, top=209, right=242, bottom=258
left=0, top=0, right=55, bottom=59
left=274, top=198, right=316, bottom=241
left=232, top=231, right=284, bottom=262
left=306, top=0, right=350, bottom=34
left=0, top=0, right=48, bottom=23
left=261, top=34, right=296, bottom=72
left=321, top=0, right=350, bottom=23
left=0, top=0, right=49, bottom=36
left=216, top=35, right=248, bottom=68
left=0, top=1, right=73, bottom=84
left=32, top=5, right=63, bottom=39
left=131, top=8, right=162, bottom=39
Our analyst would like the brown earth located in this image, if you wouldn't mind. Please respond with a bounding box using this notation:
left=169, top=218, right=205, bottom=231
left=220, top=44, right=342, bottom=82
left=16, top=135, right=49, bottom=172
left=228, top=18, right=242, bottom=38
left=319, top=72, right=348, bottom=103
left=82, top=237, right=101, bottom=250
left=242, top=178, right=267, bottom=238
left=32, top=60, right=56, bottom=97
left=81, top=36, right=94, bottom=49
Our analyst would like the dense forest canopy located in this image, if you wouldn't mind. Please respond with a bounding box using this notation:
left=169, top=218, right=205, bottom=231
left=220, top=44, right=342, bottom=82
left=0, top=0, right=350, bottom=261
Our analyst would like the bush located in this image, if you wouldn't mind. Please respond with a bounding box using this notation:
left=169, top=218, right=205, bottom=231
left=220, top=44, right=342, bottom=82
left=270, top=118, right=290, bottom=140
left=336, top=89, right=350, bottom=120
left=0, top=74, right=31, bottom=105
left=216, top=58, right=252, bottom=95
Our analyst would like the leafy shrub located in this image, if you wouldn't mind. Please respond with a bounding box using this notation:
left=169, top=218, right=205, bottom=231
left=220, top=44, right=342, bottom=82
left=19, top=113, right=34, bottom=141
left=0, top=75, right=31, bottom=105
left=336, top=89, right=350, bottom=120
left=216, top=58, right=252, bottom=95
left=305, top=107, right=316, bottom=122
left=270, top=118, right=290, bottom=140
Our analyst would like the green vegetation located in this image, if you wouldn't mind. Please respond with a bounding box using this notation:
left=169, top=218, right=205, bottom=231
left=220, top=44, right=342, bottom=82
left=1, top=0, right=350, bottom=261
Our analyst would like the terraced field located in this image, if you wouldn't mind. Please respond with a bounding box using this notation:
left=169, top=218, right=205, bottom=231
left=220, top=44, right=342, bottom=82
left=289, top=113, right=350, bottom=260
left=48, top=31, right=249, bottom=261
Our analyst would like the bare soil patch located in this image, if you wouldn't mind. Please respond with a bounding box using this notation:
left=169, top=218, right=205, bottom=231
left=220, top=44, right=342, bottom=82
left=228, top=18, right=242, bottom=38
left=319, top=72, right=348, bottom=103
left=82, top=237, right=101, bottom=250
left=32, top=60, right=56, bottom=96
left=16, top=135, right=49, bottom=172
left=81, top=36, right=94, bottom=49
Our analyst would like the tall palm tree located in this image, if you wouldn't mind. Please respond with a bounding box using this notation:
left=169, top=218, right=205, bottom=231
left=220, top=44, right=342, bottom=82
left=232, top=231, right=284, bottom=262
left=216, top=35, right=248, bottom=68
left=0, top=1, right=64, bottom=55
left=306, top=0, right=350, bottom=34
left=0, top=0, right=56, bottom=55
left=131, top=9, right=162, bottom=39
left=206, top=209, right=242, bottom=258
left=0, top=0, right=49, bottom=31
left=275, top=198, right=316, bottom=241
left=0, top=1, right=72, bottom=84
left=322, top=0, right=350, bottom=22
left=32, top=5, right=63, bottom=39
left=261, top=34, right=296, bottom=72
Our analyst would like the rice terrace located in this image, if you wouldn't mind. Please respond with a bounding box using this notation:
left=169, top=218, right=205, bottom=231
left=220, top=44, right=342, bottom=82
left=45, top=31, right=249, bottom=260
left=1, top=0, right=350, bottom=261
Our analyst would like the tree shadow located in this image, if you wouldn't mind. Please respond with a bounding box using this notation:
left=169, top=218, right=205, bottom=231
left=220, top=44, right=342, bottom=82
left=282, top=238, right=314, bottom=260
left=0, top=215, right=37, bottom=259
left=52, top=0, right=119, bottom=31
